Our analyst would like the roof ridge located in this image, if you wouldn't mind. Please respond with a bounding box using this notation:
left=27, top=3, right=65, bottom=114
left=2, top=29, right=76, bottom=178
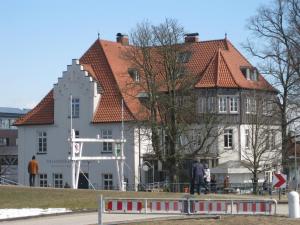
left=216, top=49, right=221, bottom=86
left=219, top=50, right=239, bottom=87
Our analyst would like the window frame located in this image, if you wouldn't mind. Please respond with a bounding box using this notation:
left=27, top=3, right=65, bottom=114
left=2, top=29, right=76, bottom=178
left=245, top=129, right=249, bottom=148
left=102, top=129, right=113, bottom=153
left=71, top=98, right=80, bottom=118
left=218, top=96, right=227, bottom=113
left=103, top=173, right=113, bottom=190
left=224, top=129, right=233, bottom=149
left=39, top=173, right=48, bottom=187
left=37, top=131, right=47, bottom=154
left=229, top=96, right=239, bottom=113
left=53, top=173, right=63, bottom=188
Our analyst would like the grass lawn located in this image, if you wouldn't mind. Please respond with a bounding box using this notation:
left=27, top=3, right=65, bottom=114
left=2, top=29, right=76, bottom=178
left=0, top=185, right=288, bottom=210
left=125, top=216, right=300, bottom=225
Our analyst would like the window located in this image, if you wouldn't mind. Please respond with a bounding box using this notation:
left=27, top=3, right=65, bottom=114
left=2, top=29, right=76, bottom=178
left=37, top=131, right=47, bottom=153
left=207, top=97, right=215, bottom=112
left=219, top=96, right=227, bottom=113
left=246, top=98, right=256, bottom=114
left=0, top=137, right=8, bottom=146
left=177, top=51, right=191, bottom=63
left=39, top=174, right=48, bottom=187
left=265, top=132, right=270, bottom=150
left=270, top=131, right=276, bottom=149
left=263, top=100, right=273, bottom=116
left=9, top=119, right=17, bottom=129
left=128, top=68, right=140, bottom=82
left=115, top=143, right=121, bottom=155
left=197, top=97, right=205, bottom=113
left=245, top=129, right=249, bottom=148
left=103, top=173, right=113, bottom=190
left=241, top=67, right=258, bottom=81
left=0, top=119, right=9, bottom=129
left=53, top=173, right=63, bottom=188
left=224, top=129, right=233, bottom=148
left=75, top=130, right=80, bottom=138
left=102, top=129, right=112, bottom=153
left=72, top=98, right=80, bottom=118
left=229, top=97, right=238, bottom=113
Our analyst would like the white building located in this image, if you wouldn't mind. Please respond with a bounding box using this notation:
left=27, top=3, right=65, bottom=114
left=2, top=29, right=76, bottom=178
left=16, top=33, right=281, bottom=189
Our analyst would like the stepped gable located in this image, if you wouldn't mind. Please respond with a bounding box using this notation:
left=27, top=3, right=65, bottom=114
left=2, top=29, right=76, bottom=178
left=14, top=90, right=54, bottom=126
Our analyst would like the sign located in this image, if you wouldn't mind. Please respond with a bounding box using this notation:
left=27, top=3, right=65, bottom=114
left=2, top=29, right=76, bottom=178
left=272, top=173, right=287, bottom=188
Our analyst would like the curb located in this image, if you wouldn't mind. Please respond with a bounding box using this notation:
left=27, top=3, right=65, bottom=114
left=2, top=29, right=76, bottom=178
left=0, top=209, right=97, bottom=222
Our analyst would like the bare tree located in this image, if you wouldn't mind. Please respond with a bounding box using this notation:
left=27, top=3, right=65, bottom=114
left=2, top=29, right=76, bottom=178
left=123, top=19, right=224, bottom=185
left=241, top=92, right=281, bottom=194
left=244, top=0, right=300, bottom=174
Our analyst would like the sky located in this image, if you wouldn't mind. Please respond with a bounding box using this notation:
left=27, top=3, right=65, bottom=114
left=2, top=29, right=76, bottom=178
left=0, top=0, right=271, bottom=109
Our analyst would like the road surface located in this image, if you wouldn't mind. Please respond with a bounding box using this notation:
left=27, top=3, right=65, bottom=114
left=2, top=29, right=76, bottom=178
left=0, top=204, right=290, bottom=225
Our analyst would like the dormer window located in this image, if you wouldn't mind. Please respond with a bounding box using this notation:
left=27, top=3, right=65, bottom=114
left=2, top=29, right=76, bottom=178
left=240, top=67, right=258, bottom=81
left=128, top=68, right=140, bottom=82
left=177, top=51, right=191, bottom=63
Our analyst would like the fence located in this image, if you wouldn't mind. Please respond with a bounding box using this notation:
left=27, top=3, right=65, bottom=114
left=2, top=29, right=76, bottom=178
left=98, top=195, right=277, bottom=225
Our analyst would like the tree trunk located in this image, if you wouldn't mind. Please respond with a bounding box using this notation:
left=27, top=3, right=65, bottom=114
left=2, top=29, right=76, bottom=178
left=252, top=172, right=258, bottom=195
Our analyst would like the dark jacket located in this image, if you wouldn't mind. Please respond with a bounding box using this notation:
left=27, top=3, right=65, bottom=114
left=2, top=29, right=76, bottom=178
left=192, top=162, right=205, bottom=183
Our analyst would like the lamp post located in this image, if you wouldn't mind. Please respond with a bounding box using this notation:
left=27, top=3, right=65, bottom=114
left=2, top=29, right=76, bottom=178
left=293, top=121, right=298, bottom=191
left=142, top=161, right=154, bottom=190
left=294, top=133, right=298, bottom=191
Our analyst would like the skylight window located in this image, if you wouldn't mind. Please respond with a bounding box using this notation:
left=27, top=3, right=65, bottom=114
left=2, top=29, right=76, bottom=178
left=177, top=51, right=191, bottom=63
left=128, top=68, right=140, bottom=82
left=240, top=67, right=258, bottom=81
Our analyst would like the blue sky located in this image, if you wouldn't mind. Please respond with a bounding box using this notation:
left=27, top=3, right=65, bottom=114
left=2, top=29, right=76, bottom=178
left=0, top=0, right=269, bottom=108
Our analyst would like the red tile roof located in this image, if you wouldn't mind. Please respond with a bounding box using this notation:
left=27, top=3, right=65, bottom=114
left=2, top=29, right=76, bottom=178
left=15, top=37, right=277, bottom=126
left=14, top=90, right=54, bottom=126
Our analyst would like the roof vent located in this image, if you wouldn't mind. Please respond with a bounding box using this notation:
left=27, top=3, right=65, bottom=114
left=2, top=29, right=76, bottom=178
left=184, top=33, right=199, bottom=43
left=116, top=33, right=129, bottom=46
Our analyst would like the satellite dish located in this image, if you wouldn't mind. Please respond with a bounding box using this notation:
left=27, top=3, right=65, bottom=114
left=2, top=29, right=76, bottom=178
left=142, top=165, right=149, bottom=171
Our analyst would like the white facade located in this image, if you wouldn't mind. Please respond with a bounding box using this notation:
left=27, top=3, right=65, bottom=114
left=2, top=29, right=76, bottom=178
left=18, top=60, right=142, bottom=190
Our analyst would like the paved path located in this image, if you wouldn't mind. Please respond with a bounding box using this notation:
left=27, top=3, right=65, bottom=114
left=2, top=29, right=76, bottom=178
left=0, top=204, right=290, bottom=225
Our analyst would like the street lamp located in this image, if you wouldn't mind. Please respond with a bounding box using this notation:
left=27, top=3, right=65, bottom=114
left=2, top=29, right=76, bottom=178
left=142, top=161, right=154, bottom=190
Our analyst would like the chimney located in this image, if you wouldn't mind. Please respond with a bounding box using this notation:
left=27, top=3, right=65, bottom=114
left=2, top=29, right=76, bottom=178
left=116, top=33, right=129, bottom=46
left=184, top=33, right=199, bottom=43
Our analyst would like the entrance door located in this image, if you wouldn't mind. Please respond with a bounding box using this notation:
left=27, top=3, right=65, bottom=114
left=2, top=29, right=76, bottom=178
left=78, top=173, right=89, bottom=189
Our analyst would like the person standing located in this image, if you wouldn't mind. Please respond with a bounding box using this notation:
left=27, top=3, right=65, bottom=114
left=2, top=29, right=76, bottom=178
left=28, top=155, right=39, bottom=187
left=204, top=164, right=211, bottom=193
left=190, top=158, right=205, bottom=195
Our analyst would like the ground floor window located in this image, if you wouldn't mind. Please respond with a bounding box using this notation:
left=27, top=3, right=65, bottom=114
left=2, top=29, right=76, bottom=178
left=39, top=173, right=48, bottom=187
left=53, top=173, right=63, bottom=188
left=103, top=173, right=113, bottom=190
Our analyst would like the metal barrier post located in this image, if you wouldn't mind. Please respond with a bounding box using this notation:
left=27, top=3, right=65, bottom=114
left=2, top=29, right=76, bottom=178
left=231, top=200, right=233, bottom=214
left=98, top=195, right=103, bottom=225
left=145, top=199, right=148, bottom=214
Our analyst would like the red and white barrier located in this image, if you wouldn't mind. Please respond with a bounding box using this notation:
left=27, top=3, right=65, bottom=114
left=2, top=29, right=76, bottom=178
left=236, top=201, right=273, bottom=214
left=99, top=196, right=277, bottom=225
left=106, top=200, right=143, bottom=212
left=192, top=200, right=229, bottom=214
left=149, top=200, right=183, bottom=212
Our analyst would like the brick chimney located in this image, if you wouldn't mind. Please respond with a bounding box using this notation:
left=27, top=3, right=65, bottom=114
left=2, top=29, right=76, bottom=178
left=116, top=33, right=129, bottom=46
left=184, top=33, right=199, bottom=43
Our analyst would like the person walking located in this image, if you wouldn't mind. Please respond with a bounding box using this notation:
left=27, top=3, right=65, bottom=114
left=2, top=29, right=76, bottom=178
left=28, top=155, right=39, bottom=187
left=190, top=158, right=205, bottom=195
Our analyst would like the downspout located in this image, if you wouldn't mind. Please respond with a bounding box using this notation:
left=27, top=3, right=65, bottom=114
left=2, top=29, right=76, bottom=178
left=138, top=127, right=142, bottom=189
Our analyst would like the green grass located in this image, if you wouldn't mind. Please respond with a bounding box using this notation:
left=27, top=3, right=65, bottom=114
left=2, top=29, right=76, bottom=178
left=0, top=185, right=288, bottom=210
